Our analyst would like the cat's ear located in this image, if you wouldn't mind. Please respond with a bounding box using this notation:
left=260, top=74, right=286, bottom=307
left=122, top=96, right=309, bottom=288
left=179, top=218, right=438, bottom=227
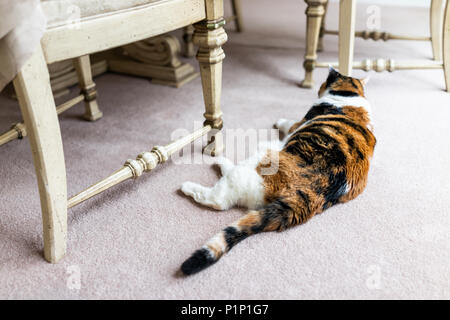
left=328, top=65, right=339, bottom=77
left=360, top=75, right=370, bottom=86
left=326, top=65, right=340, bottom=86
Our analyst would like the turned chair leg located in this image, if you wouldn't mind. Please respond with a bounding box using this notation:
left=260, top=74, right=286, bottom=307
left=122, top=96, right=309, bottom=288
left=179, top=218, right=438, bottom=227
left=301, top=0, right=327, bottom=88
left=74, top=55, right=103, bottom=121
left=13, top=46, right=68, bottom=263
left=231, top=0, right=244, bottom=32
left=193, top=3, right=228, bottom=156
left=338, top=0, right=356, bottom=76
left=317, top=0, right=329, bottom=52
left=444, top=0, right=450, bottom=92
left=182, top=25, right=196, bottom=58
left=431, top=0, right=445, bottom=61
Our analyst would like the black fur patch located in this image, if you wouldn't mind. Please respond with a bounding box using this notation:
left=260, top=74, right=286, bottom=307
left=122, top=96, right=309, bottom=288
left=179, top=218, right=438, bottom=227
left=253, top=199, right=292, bottom=233
left=310, top=116, right=371, bottom=143
left=323, top=171, right=347, bottom=209
left=304, top=103, right=345, bottom=120
left=326, top=68, right=341, bottom=87
left=181, top=248, right=217, bottom=275
left=346, top=135, right=364, bottom=160
left=296, top=190, right=310, bottom=208
left=224, top=227, right=249, bottom=250
left=291, top=128, right=347, bottom=167
left=328, top=90, right=359, bottom=97
left=285, top=142, right=314, bottom=164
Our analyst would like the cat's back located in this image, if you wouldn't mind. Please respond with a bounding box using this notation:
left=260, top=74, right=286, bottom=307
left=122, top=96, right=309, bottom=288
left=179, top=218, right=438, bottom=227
left=262, top=102, right=376, bottom=211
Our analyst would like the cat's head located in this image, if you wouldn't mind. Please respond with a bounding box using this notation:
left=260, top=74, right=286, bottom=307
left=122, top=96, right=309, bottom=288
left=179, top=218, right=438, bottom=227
left=318, top=67, right=369, bottom=98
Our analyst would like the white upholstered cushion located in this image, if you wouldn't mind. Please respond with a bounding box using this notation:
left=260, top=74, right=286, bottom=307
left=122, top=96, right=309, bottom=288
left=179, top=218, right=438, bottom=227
left=41, top=0, right=161, bottom=28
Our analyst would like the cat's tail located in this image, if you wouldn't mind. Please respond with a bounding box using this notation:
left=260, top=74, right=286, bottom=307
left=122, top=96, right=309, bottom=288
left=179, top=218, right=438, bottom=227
left=180, top=201, right=292, bottom=276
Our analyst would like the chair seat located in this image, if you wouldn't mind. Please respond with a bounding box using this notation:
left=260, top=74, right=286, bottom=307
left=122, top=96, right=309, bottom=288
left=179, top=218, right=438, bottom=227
left=41, top=0, right=161, bottom=28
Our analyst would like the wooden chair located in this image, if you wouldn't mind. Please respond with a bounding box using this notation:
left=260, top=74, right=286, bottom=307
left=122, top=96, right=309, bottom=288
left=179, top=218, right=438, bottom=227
left=301, top=0, right=449, bottom=91
left=10, top=0, right=227, bottom=263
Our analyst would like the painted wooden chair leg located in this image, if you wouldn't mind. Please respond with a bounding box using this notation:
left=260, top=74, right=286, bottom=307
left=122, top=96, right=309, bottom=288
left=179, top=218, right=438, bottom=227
left=317, top=0, right=329, bottom=52
left=443, top=0, right=450, bottom=92
left=431, top=0, right=445, bottom=61
left=13, top=46, right=68, bottom=263
left=301, top=0, right=326, bottom=88
left=74, top=55, right=103, bottom=121
left=231, top=0, right=244, bottom=32
left=193, top=3, right=228, bottom=156
left=338, top=0, right=356, bottom=76
left=182, top=25, right=196, bottom=58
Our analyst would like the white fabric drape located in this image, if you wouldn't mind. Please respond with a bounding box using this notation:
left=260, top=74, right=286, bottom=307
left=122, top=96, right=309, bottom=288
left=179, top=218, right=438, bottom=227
left=0, top=0, right=47, bottom=92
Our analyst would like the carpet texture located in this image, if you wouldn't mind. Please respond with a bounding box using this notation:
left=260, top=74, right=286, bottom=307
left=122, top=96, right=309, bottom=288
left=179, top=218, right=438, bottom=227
left=0, top=0, right=449, bottom=299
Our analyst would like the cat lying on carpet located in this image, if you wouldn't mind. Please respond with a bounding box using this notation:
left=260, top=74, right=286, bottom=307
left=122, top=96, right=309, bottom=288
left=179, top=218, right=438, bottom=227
left=180, top=67, right=376, bottom=275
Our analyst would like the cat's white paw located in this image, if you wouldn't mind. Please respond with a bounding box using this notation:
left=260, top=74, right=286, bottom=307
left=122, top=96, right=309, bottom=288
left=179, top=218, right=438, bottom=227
left=181, top=181, right=197, bottom=197
left=181, top=181, right=206, bottom=201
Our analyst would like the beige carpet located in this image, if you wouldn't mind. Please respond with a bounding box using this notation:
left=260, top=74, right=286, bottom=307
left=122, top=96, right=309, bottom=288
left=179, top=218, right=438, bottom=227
left=0, top=0, right=449, bottom=299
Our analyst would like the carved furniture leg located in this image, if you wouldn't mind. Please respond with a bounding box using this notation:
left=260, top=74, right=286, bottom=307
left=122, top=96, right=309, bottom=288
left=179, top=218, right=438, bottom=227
left=107, top=35, right=198, bottom=88
left=74, top=55, right=103, bottom=121
left=444, top=0, right=450, bottom=92
left=301, top=0, right=326, bottom=88
left=182, top=25, right=196, bottom=58
left=338, top=0, right=356, bottom=76
left=193, top=3, right=228, bottom=156
left=317, top=0, right=329, bottom=52
left=12, top=46, right=67, bottom=263
left=431, top=0, right=445, bottom=61
left=231, top=0, right=244, bottom=32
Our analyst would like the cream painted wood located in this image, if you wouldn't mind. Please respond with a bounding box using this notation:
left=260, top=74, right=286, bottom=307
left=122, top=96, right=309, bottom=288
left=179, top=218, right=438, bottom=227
left=303, top=0, right=449, bottom=90
left=74, top=55, right=103, bottom=121
left=12, top=46, right=67, bottom=263
left=0, top=95, right=84, bottom=147
left=338, top=0, right=356, bottom=76
left=194, top=1, right=227, bottom=156
left=317, top=59, right=443, bottom=71
left=41, top=0, right=206, bottom=64
left=317, top=0, right=329, bottom=52
left=301, top=0, right=327, bottom=88
left=183, top=25, right=196, bottom=57
left=324, top=29, right=431, bottom=42
left=184, top=0, right=241, bottom=57
left=0, top=123, right=27, bottom=146
left=108, top=35, right=199, bottom=88
left=230, top=0, right=244, bottom=32
left=431, top=0, right=445, bottom=61
left=68, top=125, right=211, bottom=208
left=444, top=0, right=450, bottom=91
left=51, top=59, right=107, bottom=98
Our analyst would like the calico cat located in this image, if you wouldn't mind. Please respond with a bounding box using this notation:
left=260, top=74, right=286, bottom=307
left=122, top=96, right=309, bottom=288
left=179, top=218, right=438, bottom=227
left=180, top=67, right=376, bottom=275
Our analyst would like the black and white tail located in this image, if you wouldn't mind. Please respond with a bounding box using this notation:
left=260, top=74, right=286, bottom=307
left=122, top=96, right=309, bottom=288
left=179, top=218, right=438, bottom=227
left=181, top=200, right=294, bottom=275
